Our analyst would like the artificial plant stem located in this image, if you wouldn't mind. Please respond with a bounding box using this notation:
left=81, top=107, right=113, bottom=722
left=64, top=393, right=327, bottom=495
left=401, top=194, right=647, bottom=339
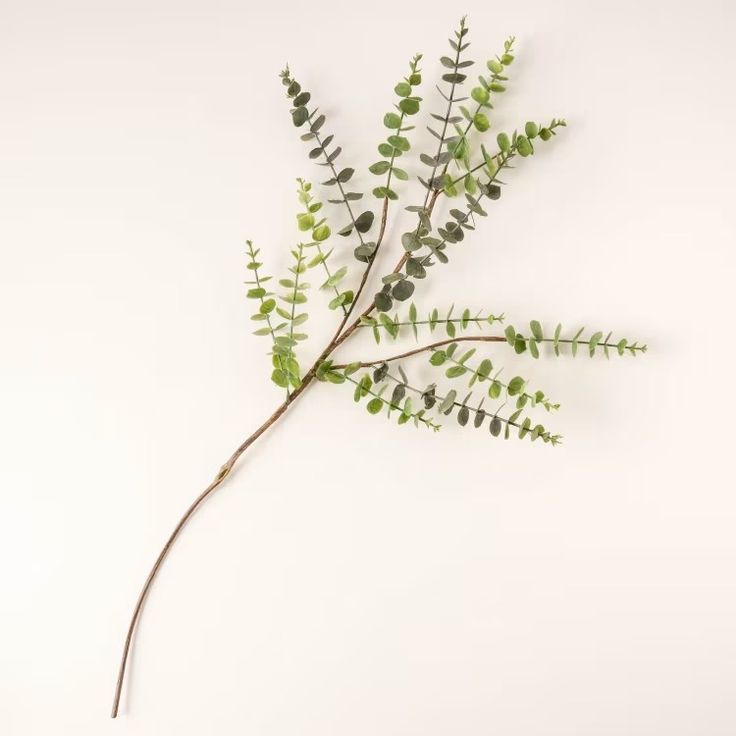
left=110, top=378, right=316, bottom=717
left=336, top=198, right=389, bottom=332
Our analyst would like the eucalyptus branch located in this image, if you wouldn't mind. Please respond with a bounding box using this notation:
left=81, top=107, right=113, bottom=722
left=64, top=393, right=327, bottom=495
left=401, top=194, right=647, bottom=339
left=295, top=178, right=351, bottom=315
left=442, top=36, right=516, bottom=191
left=112, top=16, right=647, bottom=719
left=380, top=369, right=561, bottom=443
left=357, top=304, right=504, bottom=343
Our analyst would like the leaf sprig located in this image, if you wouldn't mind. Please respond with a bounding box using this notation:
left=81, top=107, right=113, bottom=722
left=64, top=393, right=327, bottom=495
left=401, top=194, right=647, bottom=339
left=280, top=67, right=376, bottom=262
left=369, top=54, right=423, bottom=203
left=505, top=322, right=649, bottom=359
left=359, top=304, right=504, bottom=343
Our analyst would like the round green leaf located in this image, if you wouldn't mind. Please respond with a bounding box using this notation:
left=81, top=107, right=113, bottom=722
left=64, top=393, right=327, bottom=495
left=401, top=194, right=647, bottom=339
left=471, top=86, right=490, bottom=105
left=384, top=112, right=402, bottom=129
left=497, top=132, right=511, bottom=152
left=474, top=113, right=490, bottom=132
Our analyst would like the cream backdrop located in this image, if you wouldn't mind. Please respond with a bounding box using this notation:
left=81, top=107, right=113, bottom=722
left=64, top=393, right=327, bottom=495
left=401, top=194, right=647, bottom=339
left=1, top=0, right=735, bottom=734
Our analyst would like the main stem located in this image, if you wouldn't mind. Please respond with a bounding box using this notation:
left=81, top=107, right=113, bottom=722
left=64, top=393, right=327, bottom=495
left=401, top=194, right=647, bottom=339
left=112, top=185, right=445, bottom=720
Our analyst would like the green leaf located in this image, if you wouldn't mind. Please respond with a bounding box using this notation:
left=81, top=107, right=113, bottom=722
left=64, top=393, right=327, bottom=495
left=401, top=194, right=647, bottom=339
left=399, top=97, right=420, bottom=115
left=394, top=81, right=412, bottom=97
left=355, top=211, right=375, bottom=233
left=530, top=320, right=543, bottom=340
left=313, top=224, right=331, bottom=242
left=384, top=112, right=402, bottom=129
left=271, top=369, right=288, bottom=388
left=477, top=359, right=493, bottom=380
left=296, top=213, right=314, bottom=231
left=430, top=351, right=447, bottom=366
left=471, top=86, right=490, bottom=104
left=292, top=107, right=309, bottom=127
left=369, top=160, right=391, bottom=175
left=392, top=279, right=415, bottom=301
left=525, top=121, right=539, bottom=139
left=589, top=331, right=603, bottom=357
left=517, top=136, right=533, bottom=157
left=497, top=132, right=511, bottom=152
left=571, top=327, right=585, bottom=357
left=438, top=390, right=457, bottom=414
left=474, top=113, right=490, bottom=132
left=507, top=376, right=525, bottom=396
left=401, top=231, right=422, bottom=252
left=322, top=266, right=347, bottom=288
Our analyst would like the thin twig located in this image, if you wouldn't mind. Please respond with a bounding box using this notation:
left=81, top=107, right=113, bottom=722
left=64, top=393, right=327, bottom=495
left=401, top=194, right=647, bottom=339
left=332, top=334, right=507, bottom=368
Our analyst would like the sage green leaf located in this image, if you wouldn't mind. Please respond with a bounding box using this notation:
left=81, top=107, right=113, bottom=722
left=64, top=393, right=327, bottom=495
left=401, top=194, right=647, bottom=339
left=384, top=112, right=402, bottom=129
left=366, top=398, right=383, bottom=414
left=399, top=98, right=420, bottom=115
left=474, top=113, right=490, bottom=132
left=401, top=231, right=422, bottom=252
left=369, top=160, right=391, bottom=175
left=313, top=224, right=330, bottom=242
left=507, top=376, right=525, bottom=396
left=355, top=211, right=375, bottom=233
left=438, top=390, right=457, bottom=414
left=517, top=136, right=533, bottom=156
left=392, top=279, right=414, bottom=301
left=394, top=82, right=412, bottom=97
left=589, top=331, right=603, bottom=357
left=271, top=369, right=288, bottom=388
left=292, top=107, right=309, bottom=127
left=296, top=212, right=314, bottom=231
left=446, top=365, right=467, bottom=379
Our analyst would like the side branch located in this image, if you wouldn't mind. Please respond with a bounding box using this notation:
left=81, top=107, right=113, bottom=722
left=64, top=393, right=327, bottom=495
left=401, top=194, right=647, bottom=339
left=332, top=334, right=507, bottom=368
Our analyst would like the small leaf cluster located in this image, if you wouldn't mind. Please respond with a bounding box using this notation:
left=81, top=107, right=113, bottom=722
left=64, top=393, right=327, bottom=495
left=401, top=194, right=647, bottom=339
left=356, top=361, right=561, bottom=444
left=346, top=363, right=440, bottom=431
left=458, top=37, right=515, bottom=136
left=359, top=304, right=503, bottom=343
left=280, top=68, right=376, bottom=263
left=504, top=321, right=648, bottom=359
left=369, top=54, right=423, bottom=201
left=416, top=17, right=474, bottom=195
left=296, top=179, right=353, bottom=313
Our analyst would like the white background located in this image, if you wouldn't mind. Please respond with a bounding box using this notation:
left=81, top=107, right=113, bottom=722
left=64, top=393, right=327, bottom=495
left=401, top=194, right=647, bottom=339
left=2, top=0, right=735, bottom=734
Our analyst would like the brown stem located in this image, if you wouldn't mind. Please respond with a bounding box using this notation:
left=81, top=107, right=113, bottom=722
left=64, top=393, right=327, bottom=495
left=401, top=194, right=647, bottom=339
left=344, top=199, right=389, bottom=318
left=110, top=374, right=319, bottom=717
left=113, top=159, right=446, bottom=720
left=332, top=334, right=507, bottom=369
